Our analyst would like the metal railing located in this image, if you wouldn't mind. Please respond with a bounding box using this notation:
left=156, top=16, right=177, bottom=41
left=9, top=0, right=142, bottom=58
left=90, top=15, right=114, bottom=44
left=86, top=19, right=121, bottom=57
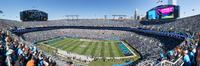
left=155, top=56, right=184, bottom=66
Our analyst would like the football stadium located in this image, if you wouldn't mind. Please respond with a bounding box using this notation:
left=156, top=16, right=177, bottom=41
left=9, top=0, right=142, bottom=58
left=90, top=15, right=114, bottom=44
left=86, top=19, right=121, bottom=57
left=0, top=0, right=200, bottom=66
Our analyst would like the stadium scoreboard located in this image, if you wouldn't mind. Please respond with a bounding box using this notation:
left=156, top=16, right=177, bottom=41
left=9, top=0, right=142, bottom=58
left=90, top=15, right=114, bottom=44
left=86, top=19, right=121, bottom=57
left=20, top=10, right=48, bottom=21
left=146, top=5, right=179, bottom=20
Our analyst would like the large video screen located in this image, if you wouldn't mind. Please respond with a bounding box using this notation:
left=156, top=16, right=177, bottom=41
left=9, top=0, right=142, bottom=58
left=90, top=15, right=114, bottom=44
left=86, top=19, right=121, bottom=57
left=158, top=7, right=174, bottom=19
left=148, top=10, right=157, bottom=20
left=147, top=5, right=179, bottom=20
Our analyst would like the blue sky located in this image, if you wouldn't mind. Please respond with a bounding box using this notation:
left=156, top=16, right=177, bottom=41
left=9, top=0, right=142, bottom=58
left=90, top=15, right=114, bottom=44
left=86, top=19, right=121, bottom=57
left=0, top=0, right=199, bottom=20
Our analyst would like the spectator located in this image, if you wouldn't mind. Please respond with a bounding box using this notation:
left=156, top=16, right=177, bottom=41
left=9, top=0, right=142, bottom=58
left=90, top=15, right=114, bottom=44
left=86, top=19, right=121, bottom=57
left=188, top=47, right=195, bottom=66
left=26, top=56, right=35, bottom=66
left=167, top=50, right=174, bottom=61
left=174, top=47, right=182, bottom=58
left=183, top=50, right=192, bottom=66
left=196, top=41, right=200, bottom=66
left=14, top=55, right=25, bottom=66
left=0, top=43, right=5, bottom=55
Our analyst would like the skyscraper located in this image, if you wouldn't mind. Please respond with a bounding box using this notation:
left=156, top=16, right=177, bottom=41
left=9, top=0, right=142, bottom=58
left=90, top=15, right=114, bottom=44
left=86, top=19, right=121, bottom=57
left=134, top=9, right=138, bottom=20
left=168, top=0, right=177, bottom=5
left=104, top=15, right=107, bottom=20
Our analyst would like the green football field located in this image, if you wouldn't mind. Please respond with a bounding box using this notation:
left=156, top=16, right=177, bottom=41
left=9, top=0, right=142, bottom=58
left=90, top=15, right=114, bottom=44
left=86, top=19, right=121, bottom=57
left=38, top=37, right=127, bottom=57
left=37, top=37, right=136, bottom=57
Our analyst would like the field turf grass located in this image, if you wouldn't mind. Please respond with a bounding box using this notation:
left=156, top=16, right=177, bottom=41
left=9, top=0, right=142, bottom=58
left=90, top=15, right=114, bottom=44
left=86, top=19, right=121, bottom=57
left=38, top=37, right=125, bottom=57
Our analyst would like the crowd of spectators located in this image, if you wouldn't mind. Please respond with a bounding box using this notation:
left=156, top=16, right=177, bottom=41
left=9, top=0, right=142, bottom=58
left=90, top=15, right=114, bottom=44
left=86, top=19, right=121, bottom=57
left=131, top=31, right=199, bottom=66
left=139, top=14, right=200, bottom=34
left=126, top=33, right=164, bottom=62
left=157, top=38, right=197, bottom=66
left=2, top=19, right=139, bottom=29
left=0, top=30, right=59, bottom=66
left=17, top=25, right=192, bottom=66
left=0, top=19, right=14, bottom=30
left=22, top=29, right=132, bottom=43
